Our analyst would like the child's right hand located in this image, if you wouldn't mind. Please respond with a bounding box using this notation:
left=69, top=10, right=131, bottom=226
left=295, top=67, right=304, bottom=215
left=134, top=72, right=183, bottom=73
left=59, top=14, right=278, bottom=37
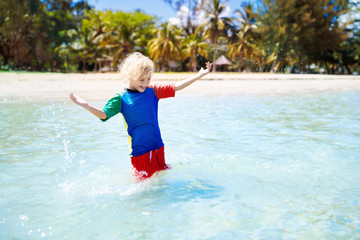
left=70, top=93, right=88, bottom=107
left=69, top=93, right=107, bottom=119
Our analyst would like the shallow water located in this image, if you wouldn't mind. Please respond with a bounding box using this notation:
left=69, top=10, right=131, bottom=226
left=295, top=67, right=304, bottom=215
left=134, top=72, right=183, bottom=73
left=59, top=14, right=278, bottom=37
left=1, top=91, right=360, bottom=239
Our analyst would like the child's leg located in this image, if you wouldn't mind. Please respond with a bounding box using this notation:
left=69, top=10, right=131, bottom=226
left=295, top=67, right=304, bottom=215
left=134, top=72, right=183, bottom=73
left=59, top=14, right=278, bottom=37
left=131, top=152, right=154, bottom=179
left=154, top=146, right=171, bottom=171
left=130, top=146, right=170, bottom=180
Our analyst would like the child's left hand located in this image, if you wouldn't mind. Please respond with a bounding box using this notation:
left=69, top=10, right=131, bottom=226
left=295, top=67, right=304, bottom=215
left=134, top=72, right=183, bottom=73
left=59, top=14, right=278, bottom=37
left=199, top=62, right=212, bottom=76
left=175, top=62, right=213, bottom=91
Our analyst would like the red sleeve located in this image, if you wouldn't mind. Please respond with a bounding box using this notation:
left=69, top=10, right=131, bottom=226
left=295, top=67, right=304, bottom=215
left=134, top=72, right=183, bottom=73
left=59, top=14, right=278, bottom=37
left=150, top=83, right=175, bottom=99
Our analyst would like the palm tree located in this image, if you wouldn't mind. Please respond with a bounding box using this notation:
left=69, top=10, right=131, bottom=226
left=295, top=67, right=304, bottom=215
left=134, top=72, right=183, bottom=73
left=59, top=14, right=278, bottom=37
left=228, top=5, right=256, bottom=72
left=107, top=12, right=136, bottom=64
left=201, top=0, right=232, bottom=72
left=64, top=10, right=107, bottom=72
left=106, top=11, right=156, bottom=67
left=181, top=28, right=209, bottom=72
left=148, top=22, right=181, bottom=71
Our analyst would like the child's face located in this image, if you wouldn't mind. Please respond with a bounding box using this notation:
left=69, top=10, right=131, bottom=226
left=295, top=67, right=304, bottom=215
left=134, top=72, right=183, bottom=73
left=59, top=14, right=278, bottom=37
left=129, top=70, right=152, bottom=92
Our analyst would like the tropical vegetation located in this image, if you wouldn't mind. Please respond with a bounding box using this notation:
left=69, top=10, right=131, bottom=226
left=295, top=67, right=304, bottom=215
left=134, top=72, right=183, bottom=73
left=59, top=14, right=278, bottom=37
left=0, top=0, right=359, bottom=74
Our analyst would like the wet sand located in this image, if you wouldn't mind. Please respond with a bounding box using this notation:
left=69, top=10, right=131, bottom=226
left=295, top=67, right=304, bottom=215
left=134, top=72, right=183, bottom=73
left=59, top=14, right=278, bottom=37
left=0, top=72, right=359, bottom=100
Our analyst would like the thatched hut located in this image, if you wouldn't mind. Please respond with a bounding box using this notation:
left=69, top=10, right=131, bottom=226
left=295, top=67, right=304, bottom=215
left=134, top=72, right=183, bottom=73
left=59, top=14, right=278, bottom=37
left=214, top=55, right=232, bottom=71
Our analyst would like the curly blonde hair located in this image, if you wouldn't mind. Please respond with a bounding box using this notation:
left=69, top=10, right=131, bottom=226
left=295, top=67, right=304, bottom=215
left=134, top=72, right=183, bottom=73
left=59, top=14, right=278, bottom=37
left=119, top=52, right=154, bottom=82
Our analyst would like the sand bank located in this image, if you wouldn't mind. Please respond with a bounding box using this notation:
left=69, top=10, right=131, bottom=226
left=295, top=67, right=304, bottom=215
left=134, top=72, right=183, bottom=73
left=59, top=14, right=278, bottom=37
left=0, top=72, right=359, bottom=100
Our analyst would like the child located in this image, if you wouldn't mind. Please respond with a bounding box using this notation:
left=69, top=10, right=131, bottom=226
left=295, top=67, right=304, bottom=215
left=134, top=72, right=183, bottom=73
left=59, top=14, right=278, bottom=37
left=70, top=52, right=212, bottom=180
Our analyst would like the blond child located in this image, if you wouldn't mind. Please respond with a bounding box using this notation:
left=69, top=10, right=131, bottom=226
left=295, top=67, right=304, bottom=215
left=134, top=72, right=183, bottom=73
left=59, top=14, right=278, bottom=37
left=70, top=52, right=212, bottom=179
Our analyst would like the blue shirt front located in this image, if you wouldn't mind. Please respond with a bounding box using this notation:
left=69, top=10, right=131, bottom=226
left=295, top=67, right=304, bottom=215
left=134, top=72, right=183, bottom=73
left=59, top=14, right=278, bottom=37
left=101, top=84, right=175, bottom=157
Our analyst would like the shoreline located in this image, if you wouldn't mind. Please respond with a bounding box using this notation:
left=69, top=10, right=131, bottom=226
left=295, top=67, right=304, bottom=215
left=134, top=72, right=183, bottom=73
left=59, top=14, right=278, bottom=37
left=0, top=72, right=359, bottom=100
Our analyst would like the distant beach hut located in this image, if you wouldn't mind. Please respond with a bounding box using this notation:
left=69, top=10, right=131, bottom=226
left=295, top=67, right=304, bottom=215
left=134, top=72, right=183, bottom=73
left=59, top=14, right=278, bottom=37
left=96, top=56, right=114, bottom=72
left=214, top=55, right=232, bottom=71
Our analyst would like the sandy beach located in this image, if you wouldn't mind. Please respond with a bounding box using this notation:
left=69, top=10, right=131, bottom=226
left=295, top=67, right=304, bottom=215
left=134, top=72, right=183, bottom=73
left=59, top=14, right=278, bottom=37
left=0, top=72, right=359, bottom=100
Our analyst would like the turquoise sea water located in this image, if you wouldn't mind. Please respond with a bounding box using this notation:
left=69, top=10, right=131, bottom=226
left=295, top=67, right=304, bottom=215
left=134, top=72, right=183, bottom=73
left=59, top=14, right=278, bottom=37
left=1, top=91, right=360, bottom=239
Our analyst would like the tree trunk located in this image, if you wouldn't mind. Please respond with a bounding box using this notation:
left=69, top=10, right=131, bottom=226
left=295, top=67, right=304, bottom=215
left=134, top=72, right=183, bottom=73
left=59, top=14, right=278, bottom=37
left=3, top=55, right=9, bottom=66
left=270, top=59, right=278, bottom=73
left=259, top=62, right=264, bottom=72
left=161, top=57, right=166, bottom=72
left=108, top=61, right=111, bottom=72
left=82, top=60, right=86, bottom=72
left=190, top=50, right=196, bottom=72
left=194, top=54, right=197, bottom=72
left=324, top=62, right=330, bottom=74
left=212, top=42, right=218, bottom=73
left=1, top=46, right=11, bottom=66
left=344, top=63, right=352, bottom=75
left=238, top=52, right=244, bottom=72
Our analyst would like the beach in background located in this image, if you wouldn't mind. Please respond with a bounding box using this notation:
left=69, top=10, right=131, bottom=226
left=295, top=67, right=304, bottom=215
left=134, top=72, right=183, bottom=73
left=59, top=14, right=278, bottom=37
left=0, top=72, right=359, bottom=100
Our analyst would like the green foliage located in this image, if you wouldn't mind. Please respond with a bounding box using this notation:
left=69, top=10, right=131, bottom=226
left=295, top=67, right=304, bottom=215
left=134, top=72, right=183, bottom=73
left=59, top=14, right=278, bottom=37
left=228, top=4, right=257, bottom=72
left=201, top=0, right=233, bottom=72
left=0, top=0, right=358, bottom=73
left=256, top=0, right=351, bottom=73
left=148, top=22, right=181, bottom=71
left=0, top=0, right=90, bottom=71
left=106, top=10, right=156, bottom=64
left=181, top=28, right=209, bottom=72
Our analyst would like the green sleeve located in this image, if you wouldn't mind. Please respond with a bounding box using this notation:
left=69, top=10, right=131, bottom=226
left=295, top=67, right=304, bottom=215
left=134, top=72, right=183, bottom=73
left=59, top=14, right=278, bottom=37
left=100, top=93, right=122, bottom=122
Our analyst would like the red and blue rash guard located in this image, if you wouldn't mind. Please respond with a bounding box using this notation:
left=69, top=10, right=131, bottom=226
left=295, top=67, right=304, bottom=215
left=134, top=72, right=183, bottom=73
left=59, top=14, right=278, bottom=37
left=101, top=84, right=175, bottom=157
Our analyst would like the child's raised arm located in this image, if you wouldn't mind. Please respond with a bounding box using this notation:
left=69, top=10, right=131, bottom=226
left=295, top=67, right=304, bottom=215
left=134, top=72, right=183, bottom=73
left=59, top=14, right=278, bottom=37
left=175, top=62, right=212, bottom=91
left=70, top=93, right=107, bottom=120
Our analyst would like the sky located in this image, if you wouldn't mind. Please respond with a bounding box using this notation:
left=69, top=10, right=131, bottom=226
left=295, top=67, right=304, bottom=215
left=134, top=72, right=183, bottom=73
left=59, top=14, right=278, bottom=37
left=87, top=0, right=247, bottom=22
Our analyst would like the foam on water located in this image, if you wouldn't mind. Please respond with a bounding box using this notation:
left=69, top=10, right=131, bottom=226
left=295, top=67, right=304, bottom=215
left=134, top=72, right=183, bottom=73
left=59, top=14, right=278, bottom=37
left=1, top=92, right=360, bottom=239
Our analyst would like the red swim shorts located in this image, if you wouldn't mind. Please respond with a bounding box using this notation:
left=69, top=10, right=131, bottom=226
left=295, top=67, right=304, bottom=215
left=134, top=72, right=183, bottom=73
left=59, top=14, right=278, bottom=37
left=130, top=146, right=171, bottom=180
